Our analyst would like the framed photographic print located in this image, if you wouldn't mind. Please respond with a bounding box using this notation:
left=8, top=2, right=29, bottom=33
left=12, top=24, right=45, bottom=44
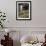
left=16, top=1, right=32, bottom=20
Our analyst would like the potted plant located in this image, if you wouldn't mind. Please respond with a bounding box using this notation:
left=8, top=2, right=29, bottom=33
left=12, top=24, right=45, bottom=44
left=0, top=10, right=6, bottom=28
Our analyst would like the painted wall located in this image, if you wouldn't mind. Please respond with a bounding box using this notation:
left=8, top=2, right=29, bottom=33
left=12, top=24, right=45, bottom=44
left=0, top=31, right=46, bottom=46
left=0, top=0, right=46, bottom=28
left=0, top=0, right=46, bottom=46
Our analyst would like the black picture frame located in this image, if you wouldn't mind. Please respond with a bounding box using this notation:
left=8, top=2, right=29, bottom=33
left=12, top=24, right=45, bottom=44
left=16, top=1, right=32, bottom=20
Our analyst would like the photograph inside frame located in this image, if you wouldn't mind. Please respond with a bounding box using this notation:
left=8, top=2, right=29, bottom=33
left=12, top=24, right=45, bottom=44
left=16, top=1, right=31, bottom=20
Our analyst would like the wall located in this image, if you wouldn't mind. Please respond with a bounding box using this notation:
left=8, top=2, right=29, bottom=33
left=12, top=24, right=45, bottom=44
left=0, top=0, right=46, bottom=46
left=0, top=31, right=46, bottom=46
left=0, top=0, right=46, bottom=28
